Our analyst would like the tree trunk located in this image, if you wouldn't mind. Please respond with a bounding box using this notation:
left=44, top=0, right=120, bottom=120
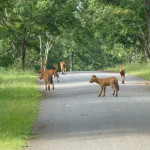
left=134, top=50, right=137, bottom=63
left=70, top=51, right=74, bottom=71
left=43, top=36, right=59, bottom=69
left=44, top=41, right=49, bottom=69
left=144, top=46, right=150, bottom=60
left=38, top=35, right=43, bottom=67
left=143, top=50, right=148, bottom=62
left=21, top=37, right=26, bottom=70
left=128, top=54, right=132, bottom=64
left=146, top=1, right=150, bottom=39
left=43, top=41, right=54, bottom=69
left=21, top=27, right=27, bottom=70
left=145, top=0, right=150, bottom=55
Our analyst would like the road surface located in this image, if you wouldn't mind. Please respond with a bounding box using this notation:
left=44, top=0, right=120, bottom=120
left=25, top=71, right=150, bottom=150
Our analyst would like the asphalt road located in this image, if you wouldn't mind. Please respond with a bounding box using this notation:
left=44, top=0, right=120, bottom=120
left=25, top=71, right=150, bottom=150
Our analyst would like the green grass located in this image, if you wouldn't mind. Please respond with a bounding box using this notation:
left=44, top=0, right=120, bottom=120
left=105, top=63, right=150, bottom=80
left=0, top=68, right=42, bottom=150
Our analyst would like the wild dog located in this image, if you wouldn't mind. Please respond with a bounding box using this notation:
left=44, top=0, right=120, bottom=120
left=50, top=67, right=59, bottom=83
left=120, top=67, right=125, bottom=84
left=51, top=69, right=59, bottom=83
left=39, top=67, right=59, bottom=83
left=60, top=61, right=66, bottom=75
left=89, top=75, right=119, bottom=97
left=39, top=72, right=54, bottom=90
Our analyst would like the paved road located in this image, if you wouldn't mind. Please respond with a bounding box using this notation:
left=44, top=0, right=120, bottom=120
left=25, top=71, right=150, bottom=150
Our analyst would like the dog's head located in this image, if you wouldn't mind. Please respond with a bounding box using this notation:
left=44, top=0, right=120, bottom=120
left=89, top=75, right=97, bottom=83
left=120, top=67, right=125, bottom=72
left=39, top=73, right=44, bottom=80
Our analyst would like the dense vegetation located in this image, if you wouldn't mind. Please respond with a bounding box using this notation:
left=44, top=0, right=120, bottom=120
left=0, top=68, right=41, bottom=150
left=0, top=0, right=150, bottom=71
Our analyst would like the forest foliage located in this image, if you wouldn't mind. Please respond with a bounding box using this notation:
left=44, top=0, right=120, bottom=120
left=0, top=0, right=150, bottom=71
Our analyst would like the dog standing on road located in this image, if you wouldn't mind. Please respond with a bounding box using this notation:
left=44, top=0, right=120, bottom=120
left=120, top=67, right=125, bottom=84
left=60, top=61, right=66, bottom=75
left=90, top=75, right=119, bottom=97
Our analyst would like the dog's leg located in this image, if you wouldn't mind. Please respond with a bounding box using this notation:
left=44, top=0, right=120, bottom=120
left=121, top=76, right=123, bottom=84
left=48, top=80, right=50, bottom=90
left=120, top=75, right=122, bottom=84
left=115, top=88, right=118, bottom=97
left=45, top=82, right=47, bottom=90
left=113, top=84, right=118, bottom=97
left=111, top=84, right=115, bottom=96
left=52, top=81, right=54, bottom=90
left=122, top=76, right=125, bottom=84
left=98, top=86, right=103, bottom=97
left=57, top=77, right=59, bottom=83
left=51, top=77, right=54, bottom=89
left=121, top=76, right=125, bottom=84
left=48, top=83, right=50, bottom=90
left=102, top=86, right=106, bottom=97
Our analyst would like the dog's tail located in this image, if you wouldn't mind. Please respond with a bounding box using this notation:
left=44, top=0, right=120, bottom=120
left=115, top=80, right=119, bottom=91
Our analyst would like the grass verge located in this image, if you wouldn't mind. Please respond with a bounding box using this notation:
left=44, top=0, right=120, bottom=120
left=0, top=68, right=42, bottom=150
left=105, top=63, right=150, bottom=80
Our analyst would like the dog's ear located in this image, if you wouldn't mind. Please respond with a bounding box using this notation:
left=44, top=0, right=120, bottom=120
left=120, top=67, right=125, bottom=71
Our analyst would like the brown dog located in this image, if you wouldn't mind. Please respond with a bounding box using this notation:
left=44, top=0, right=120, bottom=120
left=39, top=67, right=59, bottom=83
left=120, top=67, right=125, bottom=84
left=39, top=72, right=54, bottom=90
left=39, top=69, right=59, bottom=90
left=90, top=75, right=119, bottom=97
left=60, top=61, right=66, bottom=75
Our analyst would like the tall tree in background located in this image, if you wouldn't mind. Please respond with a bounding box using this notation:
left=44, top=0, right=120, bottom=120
left=0, top=0, right=39, bottom=69
left=86, top=0, right=150, bottom=63
left=0, top=0, right=150, bottom=70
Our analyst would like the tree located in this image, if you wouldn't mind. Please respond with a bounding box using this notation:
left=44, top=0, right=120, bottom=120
left=0, top=0, right=39, bottom=69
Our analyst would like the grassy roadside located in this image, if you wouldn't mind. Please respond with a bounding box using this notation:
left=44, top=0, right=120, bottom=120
left=0, top=68, right=42, bottom=150
left=105, top=63, right=150, bottom=80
